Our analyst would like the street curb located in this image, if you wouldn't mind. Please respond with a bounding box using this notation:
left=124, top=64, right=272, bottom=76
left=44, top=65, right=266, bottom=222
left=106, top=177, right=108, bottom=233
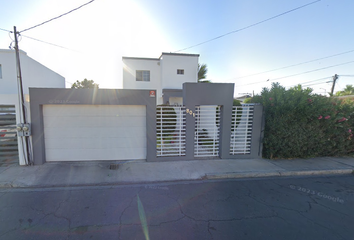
left=205, top=169, right=354, bottom=180
left=0, top=178, right=205, bottom=189
left=0, top=169, right=353, bottom=189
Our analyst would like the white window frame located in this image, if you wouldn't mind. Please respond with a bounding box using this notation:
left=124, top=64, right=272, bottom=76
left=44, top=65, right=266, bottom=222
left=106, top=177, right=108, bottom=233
left=136, top=70, right=150, bottom=82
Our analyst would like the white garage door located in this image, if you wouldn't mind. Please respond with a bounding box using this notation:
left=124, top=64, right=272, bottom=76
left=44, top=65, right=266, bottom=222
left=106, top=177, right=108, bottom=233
left=43, top=105, right=146, bottom=161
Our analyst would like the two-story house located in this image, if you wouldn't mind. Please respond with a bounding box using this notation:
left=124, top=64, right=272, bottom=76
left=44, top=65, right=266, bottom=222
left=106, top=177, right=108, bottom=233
left=122, top=52, right=199, bottom=105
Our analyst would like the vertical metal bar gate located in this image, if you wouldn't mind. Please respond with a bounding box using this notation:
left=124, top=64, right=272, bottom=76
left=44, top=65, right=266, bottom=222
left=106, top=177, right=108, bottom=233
left=230, top=105, right=254, bottom=155
left=194, top=105, right=220, bottom=157
left=156, top=106, right=186, bottom=157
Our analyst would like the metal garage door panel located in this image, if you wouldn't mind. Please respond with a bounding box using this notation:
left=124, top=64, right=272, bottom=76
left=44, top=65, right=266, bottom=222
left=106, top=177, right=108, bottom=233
left=45, top=148, right=147, bottom=161
left=43, top=105, right=145, bottom=116
left=45, top=137, right=146, bottom=149
left=43, top=127, right=146, bottom=138
left=43, top=105, right=146, bottom=161
left=43, top=116, right=145, bottom=127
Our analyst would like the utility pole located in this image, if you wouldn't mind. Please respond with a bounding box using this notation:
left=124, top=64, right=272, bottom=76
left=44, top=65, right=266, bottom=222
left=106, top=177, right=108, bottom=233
left=330, top=74, right=338, bottom=96
left=13, top=26, right=31, bottom=165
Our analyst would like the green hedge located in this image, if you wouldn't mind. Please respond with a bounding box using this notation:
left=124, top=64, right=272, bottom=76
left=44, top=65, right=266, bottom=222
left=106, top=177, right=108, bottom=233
left=250, top=83, right=354, bottom=159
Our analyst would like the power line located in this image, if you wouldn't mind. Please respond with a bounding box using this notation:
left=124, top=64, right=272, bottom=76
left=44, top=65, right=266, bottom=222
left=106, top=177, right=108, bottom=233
left=239, top=60, right=354, bottom=87
left=270, top=61, right=354, bottom=82
left=290, top=76, right=331, bottom=86
left=339, top=75, right=354, bottom=77
left=19, top=0, right=96, bottom=33
left=174, top=0, right=321, bottom=52
left=302, top=81, right=332, bottom=87
left=0, top=27, right=11, bottom=33
left=21, top=34, right=80, bottom=52
left=230, top=49, right=354, bottom=81
left=65, top=81, right=74, bottom=86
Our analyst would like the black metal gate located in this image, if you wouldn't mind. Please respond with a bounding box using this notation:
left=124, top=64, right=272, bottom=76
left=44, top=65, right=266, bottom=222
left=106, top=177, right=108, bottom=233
left=0, top=105, right=18, bottom=165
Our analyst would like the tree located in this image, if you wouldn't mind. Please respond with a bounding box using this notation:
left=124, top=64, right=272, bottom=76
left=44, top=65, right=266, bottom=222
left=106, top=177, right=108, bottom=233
left=335, top=85, right=354, bottom=96
left=243, top=98, right=252, bottom=103
left=233, top=99, right=242, bottom=106
left=198, top=63, right=210, bottom=83
left=71, top=79, right=99, bottom=89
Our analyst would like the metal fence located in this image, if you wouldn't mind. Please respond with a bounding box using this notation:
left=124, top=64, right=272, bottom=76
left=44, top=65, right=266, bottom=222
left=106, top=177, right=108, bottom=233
left=194, top=105, right=220, bottom=157
left=156, top=106, right=186, bottom=157
left=0, top=105, right=18, bottom=163
left=230, top=105, right=254, bottom=155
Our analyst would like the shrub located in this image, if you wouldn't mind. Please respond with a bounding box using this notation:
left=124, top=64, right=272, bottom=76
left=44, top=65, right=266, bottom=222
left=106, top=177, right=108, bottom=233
left=250, top=83, right=354, bottom=159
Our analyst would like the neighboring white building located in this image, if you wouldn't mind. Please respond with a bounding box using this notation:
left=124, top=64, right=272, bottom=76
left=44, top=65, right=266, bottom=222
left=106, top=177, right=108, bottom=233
left=0, top=49, right=65, bottom=165
left=0, top=49, right=64, bottom=99
left=122, top=52, right=199, bottom=105
left=234, top=94, right=252, bottom=103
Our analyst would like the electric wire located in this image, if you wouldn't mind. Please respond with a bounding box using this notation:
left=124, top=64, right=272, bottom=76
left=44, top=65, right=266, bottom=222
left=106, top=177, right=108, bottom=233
left=230, top=49, right=354, bottom=81
left=302, top=81, right=331, bottom=87
left=285, top=77, right=332, bottom=88
left=174, top=0, right=321, bottom=52
left=21, top=34, right=80, bottom=52
left=294, top=77, right=331, bottom=86
left=270, top=61, right=354, bottom=82
left=0, top=27, right=11, bottom=33
left=339, top=75, right=354, bottom=77
left=19, top=0, right=96, bottom=33
left=238, top=60, right=354, bottom=87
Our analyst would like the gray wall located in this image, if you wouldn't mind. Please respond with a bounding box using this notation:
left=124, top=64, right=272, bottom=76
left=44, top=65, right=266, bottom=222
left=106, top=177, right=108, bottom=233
left=29, top=84, right=264, bottom=165
left=183, top=83, right=234, bottom=160
left=156, top=83, right=263, bottom=161
left=162, top=89, right=182, bottom=105
left=29, top=88, right=157, bottom=165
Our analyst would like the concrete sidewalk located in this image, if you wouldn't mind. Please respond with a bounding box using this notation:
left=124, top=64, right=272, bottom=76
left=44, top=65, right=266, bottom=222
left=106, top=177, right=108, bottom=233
left=0, top=157, right=353, bottom=188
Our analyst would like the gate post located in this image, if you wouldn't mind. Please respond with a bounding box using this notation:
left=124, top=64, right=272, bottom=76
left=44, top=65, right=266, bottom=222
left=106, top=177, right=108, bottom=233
left=183, top=83, right=235, bottom=160
left=249, top=104, right=264, bottom=158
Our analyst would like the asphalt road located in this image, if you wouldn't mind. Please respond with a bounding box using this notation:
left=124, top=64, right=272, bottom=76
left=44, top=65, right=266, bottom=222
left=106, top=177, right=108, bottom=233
left=0, top=175, right=353, bottom=240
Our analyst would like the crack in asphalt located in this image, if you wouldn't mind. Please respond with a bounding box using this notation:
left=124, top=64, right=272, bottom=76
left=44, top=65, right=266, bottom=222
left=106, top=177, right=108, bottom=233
left=308, top=195, right=349, bottom=216
left=297, top=211, right=346, bottom=240
left=0, top=227, right=18, bottom=238
left=242, top=183, right=308, bottom=214
left=207, top=221, right=214, bottom=240
left=118, top=188, right=141, bottom=240
left=53, top=190, right=72, bottom=229
left=242, top=182, right=348, bottom=239
left=20, top=190, right=73, bottom=239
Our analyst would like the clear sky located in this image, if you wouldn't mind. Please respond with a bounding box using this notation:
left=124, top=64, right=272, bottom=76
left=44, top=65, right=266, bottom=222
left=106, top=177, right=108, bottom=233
left=0, top=0, right=353, bottom=96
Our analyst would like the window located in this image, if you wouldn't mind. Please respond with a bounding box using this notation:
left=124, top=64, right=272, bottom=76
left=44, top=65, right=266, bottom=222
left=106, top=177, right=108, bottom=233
left=0, top=65, right=2, bottom=79
left=136, top=70, right=150, bottom=81
left=177, top=69, right=184, bottom=75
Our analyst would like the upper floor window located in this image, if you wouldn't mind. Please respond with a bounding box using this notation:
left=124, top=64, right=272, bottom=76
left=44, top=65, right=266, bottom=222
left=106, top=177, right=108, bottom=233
left=136, top=70, right=150, bottom=81
left=177, top=69, right=184, bottom=75
left=0, top=64, right=2, bottom=79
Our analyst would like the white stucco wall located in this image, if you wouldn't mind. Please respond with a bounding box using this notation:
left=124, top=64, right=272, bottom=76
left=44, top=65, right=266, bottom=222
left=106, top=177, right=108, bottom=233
left=0, top=50, right=18, bottom=95
left=160, top=54, right=198, bottom=90
left=169, top=97, right=183, bottom=105
left=122, top=57, right=162, bottom=104
left=122, top=53, right=199, bottom=105
left=0, top=49, right=65, bottom=95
